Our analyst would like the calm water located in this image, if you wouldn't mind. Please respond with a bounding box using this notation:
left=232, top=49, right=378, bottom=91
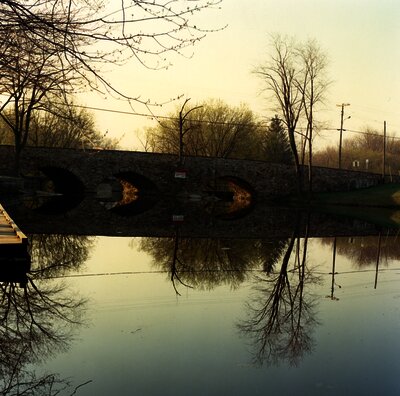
left=3, top=232, right=400, bottom=395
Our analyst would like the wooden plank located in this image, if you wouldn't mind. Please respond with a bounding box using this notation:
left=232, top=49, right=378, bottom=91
left=0, top=238, right=22, bottom=244
left=0, top=204, right=28, bottom=245
left=0, top=235, right=22, bottom=241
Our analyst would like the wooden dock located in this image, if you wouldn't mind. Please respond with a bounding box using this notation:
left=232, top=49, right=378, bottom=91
left=0, top=204, right=30, bottom=285
left=0, top=204, right=28, bottom=245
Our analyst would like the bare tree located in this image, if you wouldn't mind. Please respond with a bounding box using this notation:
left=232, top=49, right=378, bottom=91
left=0, top=28, right=81, bottom=172
left=0, top=1, right=223, bottom=172
left=297, top=39, right=329, bottom=192
left=28, top=101, right=119, bottom=149
left=0, top=0, right=224, bottom=101
left=255, top=34, right=329, bottom=193
left=255, top=35, right=304, bottom=191
left=143, top=98, right=263, bottom=159
left=314, top=126, right=400, bottom=174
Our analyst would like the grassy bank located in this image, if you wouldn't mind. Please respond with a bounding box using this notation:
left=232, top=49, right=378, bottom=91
left=287, top=183, right=400, bottom=208
left=283, top=183, right=400, bottom=228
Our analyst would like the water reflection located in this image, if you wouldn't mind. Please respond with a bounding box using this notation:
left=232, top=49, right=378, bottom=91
left=320, top=234, right=398, bottom=267
left=29, top=234, right=95, bottom=276
left=238, top=231, right=398, bottom=367
left=0, top=234, right=93, bottom=395
left=139, top=229, right=288, bottom=293
left=0, top=279, right=88, bottom=394
left=238, top=229, right=321, bottom=367
left=138, top=216, right=323, bottom=367
left=138, top=222, right=396, bottom=369
left=328, top=237, right=340, bottom=300
left=2, top=200, right=400, bottom=394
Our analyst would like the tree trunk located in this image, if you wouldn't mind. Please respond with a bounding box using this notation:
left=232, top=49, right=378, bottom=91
left=288, top=128, right=302, bottom=194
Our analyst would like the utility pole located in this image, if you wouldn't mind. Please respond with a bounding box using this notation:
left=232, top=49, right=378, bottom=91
left=337, top=103, right=350, bottom=169
left=374, top=232, right=382, bottom=289
left=382, top=121, right=386, bottom=180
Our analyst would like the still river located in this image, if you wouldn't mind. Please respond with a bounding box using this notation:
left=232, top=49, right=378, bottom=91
left=2, top=225, right=400, bottom=395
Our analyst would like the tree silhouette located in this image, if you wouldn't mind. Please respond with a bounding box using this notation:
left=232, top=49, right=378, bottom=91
left=0, top=0, right=223, bottom=101
left=0, top=27, right=81, bottom=172
left=238, top=229, right=321, bottom=366
left=255, top=34, right=329, bottom=192
left=0, top=0, right=223, bottom=171
left=0, top=276, right=88, bottom=395
left=319, top=235, right=397, bottom=268
left=261, top=115, right=292, bottom=165
left=139, top=235, right=289, bottom=293
left=0, top=234, right=92, bottom=395
left=27, top=102, right=119, bottom=149
left=143, top=98, right=263, bottom=160
left=28, top=234, right=95, bottom=277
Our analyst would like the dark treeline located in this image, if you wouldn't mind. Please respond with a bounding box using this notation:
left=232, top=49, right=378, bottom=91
left=314, top=129, right=400, bottom=175
left=319, top=235, right=400, bottom=267
left=0, top=103, right=119, bottom=150
left=139, top=236, right=289, bottom=291
left=142, top=99, right=292, bottom=164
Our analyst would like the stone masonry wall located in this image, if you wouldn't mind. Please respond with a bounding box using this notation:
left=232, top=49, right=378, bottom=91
left=0, top=145, right=398, bottom=199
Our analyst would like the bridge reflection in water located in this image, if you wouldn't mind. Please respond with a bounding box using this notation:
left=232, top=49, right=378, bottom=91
left=3, top=190, right=393, bottom=239
left=1, top=188, right=399, bottom=394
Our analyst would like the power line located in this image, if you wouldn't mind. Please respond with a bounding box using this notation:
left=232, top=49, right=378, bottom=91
left=350, top=103, right=400, bottom=117
left=319, top=127, right=400, bottom=140
left=37, top=266, right=400, bottom=280
left=65, top=103, right=170, bottom=120
left=341, top=128, right=400, bottom=141
left=42, top=268, right=266, bottom=280
left=55, top=102, right=400, bottom=137
left=62, top=102, right=258, bottom=127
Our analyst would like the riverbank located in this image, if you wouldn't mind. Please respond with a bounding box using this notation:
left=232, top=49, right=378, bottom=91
left=306, top=183, right=400, bottom=207
left=283, top=183, right=400, bottom=207
left=282, top=183, right=400, bottom=228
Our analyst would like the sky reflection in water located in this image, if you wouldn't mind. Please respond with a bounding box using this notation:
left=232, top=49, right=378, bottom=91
left=14, top=236, right=400, bottom=395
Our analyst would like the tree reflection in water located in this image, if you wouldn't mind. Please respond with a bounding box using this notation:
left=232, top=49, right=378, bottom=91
left=140, top=218, right=321, bottom=366
left=29, top=234, right=95, bottom=276
left=238, top=230, right=321, bottom=367
left=319, top=233, right=399, bottom=268
left=0, top=234, right=93, bottom=395
left=139, top=231, right=289, bottom=293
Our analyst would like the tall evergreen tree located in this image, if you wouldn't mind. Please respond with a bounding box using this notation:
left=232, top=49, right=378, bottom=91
left=262, top=116, right=292, bottom=165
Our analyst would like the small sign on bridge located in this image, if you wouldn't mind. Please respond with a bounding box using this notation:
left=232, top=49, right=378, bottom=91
left=174, top=169, right=187, bottom=179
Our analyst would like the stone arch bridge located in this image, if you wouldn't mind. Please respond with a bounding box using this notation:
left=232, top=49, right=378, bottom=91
left=0, top=145, right=388, bottom=200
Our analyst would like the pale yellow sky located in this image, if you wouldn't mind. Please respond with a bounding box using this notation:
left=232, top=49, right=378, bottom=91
left=81, top=0, right=400, bottom=150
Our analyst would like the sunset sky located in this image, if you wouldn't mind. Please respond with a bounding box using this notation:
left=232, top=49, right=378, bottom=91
left=81, top=0, right=400, bottom=150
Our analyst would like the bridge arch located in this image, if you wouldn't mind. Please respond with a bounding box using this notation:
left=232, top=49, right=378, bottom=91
left=26, top=166, right=85, bottom=214
left=205, top=175, right=254, bottom=220
left=105, top=171, right=160, bottom=216
left=115, top=171, right=159, bottom=194
left=39, top=166, right=85, bottom=195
